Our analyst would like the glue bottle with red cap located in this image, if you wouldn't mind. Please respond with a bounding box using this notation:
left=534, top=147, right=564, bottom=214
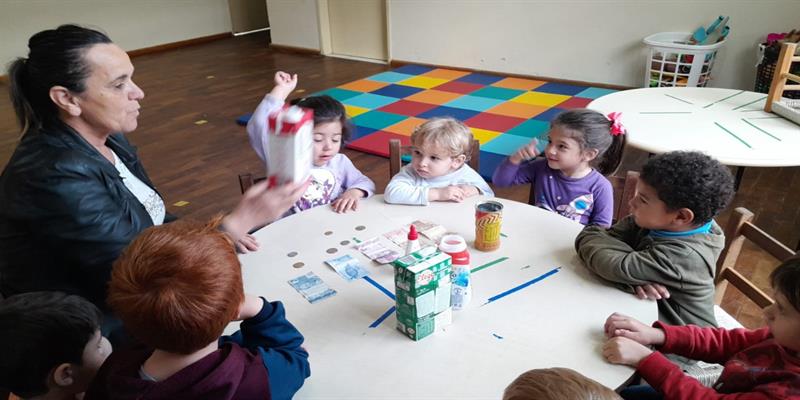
left=405, top=224, right=421, bottom=256
left=438, top=234, right=471, bottom=310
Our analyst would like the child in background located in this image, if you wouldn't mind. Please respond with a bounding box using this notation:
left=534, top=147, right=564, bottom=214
left=503, top=368, right=621, bottom=400
left=603, top=257, right=800, bottom=399
left=492, top=109, right=626, bottom=227
left=575, top=151, right=734, bottom=328
left=85, top=219, right=310, bottom=400
left=247, top=71, right=375, bottom=215
left=384, top=117, right=493, bottom=205
left=0, top=292, right=111, bottom=400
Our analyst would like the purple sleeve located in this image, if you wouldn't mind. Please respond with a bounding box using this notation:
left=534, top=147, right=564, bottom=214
left=491, top=158, right=537, bottom=187
left=588, top=175, right=614, bottom=227
left=338, top=155, right=375, bottom=197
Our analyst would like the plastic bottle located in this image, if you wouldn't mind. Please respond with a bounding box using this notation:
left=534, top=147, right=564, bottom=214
left=405, top=225, right=421, bottom=255
left=438, top=234, right=471, bottom=310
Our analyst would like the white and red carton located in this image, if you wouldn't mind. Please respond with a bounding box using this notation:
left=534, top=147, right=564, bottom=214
left=264, top=105, right=314, bottom=186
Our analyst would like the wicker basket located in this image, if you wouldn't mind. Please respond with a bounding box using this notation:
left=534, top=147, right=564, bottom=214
left=756, top=44, right=800, bottom=98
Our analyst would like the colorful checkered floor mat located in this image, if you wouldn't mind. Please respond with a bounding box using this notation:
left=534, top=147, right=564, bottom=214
left=318, top=65, right=617, bottom=179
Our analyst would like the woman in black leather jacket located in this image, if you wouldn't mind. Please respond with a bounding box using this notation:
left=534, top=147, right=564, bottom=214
left=0, top=25, right=306, bottom=312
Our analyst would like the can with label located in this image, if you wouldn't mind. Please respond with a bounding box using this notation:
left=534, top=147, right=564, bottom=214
left=438, top=234, right=471, bottom=310
left=475, top=201, right=503, bottom=252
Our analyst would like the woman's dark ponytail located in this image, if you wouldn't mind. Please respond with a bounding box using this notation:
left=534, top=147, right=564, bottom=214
left=8, top=58, right=35, bottom=135
left=7, top=24, right=112, bottom=135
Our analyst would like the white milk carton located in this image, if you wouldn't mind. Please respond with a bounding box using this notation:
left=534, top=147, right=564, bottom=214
left=265, top=105, right=314, bottom=186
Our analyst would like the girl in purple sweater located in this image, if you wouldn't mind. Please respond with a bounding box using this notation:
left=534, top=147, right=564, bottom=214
left=492, top=109, right=626, bottom=227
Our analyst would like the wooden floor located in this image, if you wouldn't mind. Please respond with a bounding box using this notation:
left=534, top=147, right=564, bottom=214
left=1, top=32, right=797, bottom=329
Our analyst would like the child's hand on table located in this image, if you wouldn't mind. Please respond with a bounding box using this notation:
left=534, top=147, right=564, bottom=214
left=332, top=188, right=365, bottom=213
left=456, top=184, right=481, bottom=199
left=604, top=312, right=665, bottom=346
left=235, top=233, right=260, bottom=253
left=603, top=336, right=653, bottom=367
left=430, top=186, right=467, bottom=202
left=634, top=283, right=671, bottom=300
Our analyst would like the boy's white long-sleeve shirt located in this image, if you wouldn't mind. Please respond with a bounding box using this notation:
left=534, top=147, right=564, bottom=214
left=384, top=164, right=494, bottom=205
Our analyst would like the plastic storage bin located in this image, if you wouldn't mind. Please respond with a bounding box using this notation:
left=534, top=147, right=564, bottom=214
left=643, top=32, right=726, bottom=88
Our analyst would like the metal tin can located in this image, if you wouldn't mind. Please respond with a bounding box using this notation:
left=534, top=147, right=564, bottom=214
left=475, top=201, right=503, bottom=252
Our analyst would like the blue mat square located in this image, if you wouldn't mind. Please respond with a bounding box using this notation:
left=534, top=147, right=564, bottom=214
left=315, top=87, right=362, bottom=101
left=367, top=71, right=416, bottom=83
left=456, top=73, right=504, bottom=85
left=344, top=93, right=400, bottom=109
left=576, top=87, right=618, bottom=99
left=470, top=86, right=526, bottom=100
left=506, top=119, right=550, bottom=139
left=532, top=107, right=566, bottom=122
left=534, top=82, right=587, bottom=96
left=351, top=126, right=377, bottom=141
left=480, top=133, right=533, bottom=156
left=479, top=151, right=508, bottom=180
left=352, top=110, right=407, bottom=130
left=371, top=84, right=425, bottom=98
left=393, top=64, right=436, bottom=75
left=418, top=105, right=480, bottom=121
left=445, top=95, right=505, bottom=112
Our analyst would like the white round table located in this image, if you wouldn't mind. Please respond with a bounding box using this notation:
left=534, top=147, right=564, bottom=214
left=589, top=87, right=800, bottom=167
left=227, top=195, right=656, bottom=398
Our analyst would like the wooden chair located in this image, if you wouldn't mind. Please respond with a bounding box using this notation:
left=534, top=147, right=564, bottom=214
left=238, top=173, right=267, bottom=194
left=527, top=169, right=639, bottom=224
left=765, top=42, right=800, bottom=114
left=388, top=138, right=481, bottom=180
left=715, top=207, right=795, bottom=311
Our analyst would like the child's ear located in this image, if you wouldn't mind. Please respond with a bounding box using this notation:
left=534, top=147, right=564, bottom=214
left=453, top=154, right=467, bottom=166
left=52, top=363, right=75, bottom=387
left=49, top=86, right=82, bottom=117
left=582, top=148, right=599, bottom=162
left=673, top=208, right=695, bottom=227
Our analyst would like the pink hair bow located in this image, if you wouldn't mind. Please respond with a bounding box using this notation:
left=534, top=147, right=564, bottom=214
left=607, top=112, right=626, bottom=136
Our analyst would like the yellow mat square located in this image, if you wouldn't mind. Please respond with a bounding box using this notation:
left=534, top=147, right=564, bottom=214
left=338, top=79, right=390, bottom=92
left=399, top=76, right=451, bottom=89
left=405, top=90, right=463, bottom=105
left=384, top=117, right=427, bottom=136
left=510, top=91, right=570, bottom=107
left=487, top=102, right=548, bottom=119
left=469, top=128, right=503, bottom=144
left=422, top=68, right=471, bottom=80
left=492, top=77, right=546, bottom=91
left=345, top=105, right=370, bottom=118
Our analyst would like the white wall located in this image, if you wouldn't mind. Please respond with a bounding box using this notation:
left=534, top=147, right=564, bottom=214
left=1, top=0, right=232, bottom=69
left=389, top=0, right=800, bottom=89
left=266, top=0, right=321, bottom=50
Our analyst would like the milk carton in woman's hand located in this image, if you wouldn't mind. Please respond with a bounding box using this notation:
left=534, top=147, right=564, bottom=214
left=265, top=105, right=314, bottom=186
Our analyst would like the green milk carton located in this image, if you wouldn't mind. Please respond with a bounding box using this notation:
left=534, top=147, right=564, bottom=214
left=393, top=246, right=452, bottom=341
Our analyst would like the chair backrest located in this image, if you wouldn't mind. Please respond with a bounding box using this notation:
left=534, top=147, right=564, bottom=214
left=388, top=138, right=480, bottom=180
left=527, top=169, right=639, bottom=224
left=715, top=207, right=796, bottom=308
left=765, top=41, right=800, bottom=113
left=238, top=173, right=267, bottom=194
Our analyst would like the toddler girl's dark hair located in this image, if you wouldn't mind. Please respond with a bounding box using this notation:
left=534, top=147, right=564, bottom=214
left=0, top=291, right=102, bottom=397
left=551, top=108, right=626, bottom=175
left=290, top=95, right=353, bottom=142
left=771, top=257, right=800, bottom=312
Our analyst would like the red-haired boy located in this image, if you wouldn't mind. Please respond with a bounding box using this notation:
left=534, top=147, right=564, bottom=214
left=85, top=219, right=310, bottom=399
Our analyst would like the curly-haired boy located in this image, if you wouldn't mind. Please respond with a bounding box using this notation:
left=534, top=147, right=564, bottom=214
left=575, top=151, right=735, bottom=327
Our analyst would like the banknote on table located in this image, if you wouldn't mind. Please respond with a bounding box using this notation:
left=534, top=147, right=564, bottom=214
left=287, top=272, right=337, bottom=304
left=325, top=254, right=369, bottom=281
left=354, top=236, right=401, bottom=264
